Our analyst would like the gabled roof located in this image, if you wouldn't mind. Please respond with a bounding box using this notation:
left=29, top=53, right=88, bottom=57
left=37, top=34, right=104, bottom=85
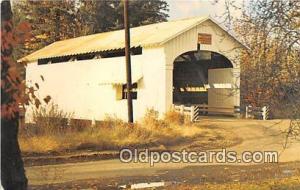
left=20, top=16, right=245, bottom=62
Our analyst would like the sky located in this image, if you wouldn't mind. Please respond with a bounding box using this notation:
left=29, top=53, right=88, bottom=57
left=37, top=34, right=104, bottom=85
left=166, top=0, right=244, bottom=22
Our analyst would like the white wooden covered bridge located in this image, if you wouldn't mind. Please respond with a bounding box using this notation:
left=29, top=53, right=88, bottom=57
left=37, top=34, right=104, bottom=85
left=22, top=16, right=246, bottom=122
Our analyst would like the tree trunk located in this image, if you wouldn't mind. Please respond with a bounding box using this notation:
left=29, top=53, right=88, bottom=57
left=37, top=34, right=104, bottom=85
left=1, top=1, right=28, bottom=189
left=1, top=117, right=28, bottom=190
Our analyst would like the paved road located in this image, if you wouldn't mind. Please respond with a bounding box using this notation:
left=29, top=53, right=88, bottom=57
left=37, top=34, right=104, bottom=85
left=26, top=119, right=300, bottom=186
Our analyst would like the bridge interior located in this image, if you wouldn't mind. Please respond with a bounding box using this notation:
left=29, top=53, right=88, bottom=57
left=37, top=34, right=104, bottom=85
left=173, top=50, right=233, bottom=105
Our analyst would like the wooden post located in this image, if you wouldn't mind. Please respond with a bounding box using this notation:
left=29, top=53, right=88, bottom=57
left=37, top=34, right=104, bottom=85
left=262, top=106, right=267, bottom=120
left=180, top=105, right=184, bottom=115
left=124, top=0, right=133, bottom=123
left=190, top=105, right=195, bottom=122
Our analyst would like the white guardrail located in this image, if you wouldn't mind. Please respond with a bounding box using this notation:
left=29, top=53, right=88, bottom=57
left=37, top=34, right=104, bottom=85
left=245, top=105, right=269, bottom=120
left=174, top=104, right=269, bottom=121
left=173, top=104, right=240, bottom=122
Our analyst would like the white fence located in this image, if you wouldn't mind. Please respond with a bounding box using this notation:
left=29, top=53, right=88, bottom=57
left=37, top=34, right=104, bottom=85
left=174, top=104, right=269, bottom=121
left=173, top=105, right=198, bottom=122
left=173, top=104, right=240, bottom=122
left=245, top=105, right=269, bottom=120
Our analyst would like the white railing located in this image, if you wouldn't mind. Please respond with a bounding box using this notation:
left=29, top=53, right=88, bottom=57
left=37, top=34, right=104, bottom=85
left=173, top=105, right=200, bottom=122
left=173, top=104, right=240, bottom=122
left=245, top=105, right=269, bottom=120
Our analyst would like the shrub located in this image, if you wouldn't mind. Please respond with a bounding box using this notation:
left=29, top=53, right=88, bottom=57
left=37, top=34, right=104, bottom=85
left=69, top=119, right=92, bottom=132
left=31, top=103, right=72, bottom=135
left=142, top=109, right=168, bottom=129
left=164, top=110, right=185, bottom=125
left=99, top=115, right=125, bottom=128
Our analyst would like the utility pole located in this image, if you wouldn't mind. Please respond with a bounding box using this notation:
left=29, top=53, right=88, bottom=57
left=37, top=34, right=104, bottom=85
left=124, top=0, right=133, bottom=123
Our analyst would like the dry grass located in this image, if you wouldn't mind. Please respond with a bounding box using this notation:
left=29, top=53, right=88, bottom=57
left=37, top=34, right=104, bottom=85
left=19, top=107, right=235, bottom=154
left=19, top=136, right=61, bottom=153
left=31, top=103, right=72, bottom=134
left=171, top=176, right=300, bottom=190
left=164, top=110, right=186, bottom=125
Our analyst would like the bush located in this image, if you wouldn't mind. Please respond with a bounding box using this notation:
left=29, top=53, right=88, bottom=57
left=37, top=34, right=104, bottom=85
left=164, top=110, right=185, bottom=125
left=142, top=109, right=168, bottom=129
left=31, top=103, right=72, bottom=135
left=69, top=119, right=92, bottom=132
left=98, top=115, right=125, bottom=128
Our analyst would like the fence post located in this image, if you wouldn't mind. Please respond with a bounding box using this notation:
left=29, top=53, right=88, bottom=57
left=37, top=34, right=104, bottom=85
left=245, top=105, right=248, bottom=119
left=180, top=105, right=184, bottom=115
left=190, top=105, right=195, bottom=122
left=262, top=106, right=266, bottom=120
left=262, top=106, right=268, bottom=120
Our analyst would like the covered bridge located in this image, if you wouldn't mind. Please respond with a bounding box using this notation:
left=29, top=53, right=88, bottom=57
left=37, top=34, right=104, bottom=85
left=22, top=16, right=246, bottom=122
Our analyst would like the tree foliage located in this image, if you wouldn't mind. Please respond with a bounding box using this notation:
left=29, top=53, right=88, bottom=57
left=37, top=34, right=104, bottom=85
left=12, top=0, right=169, bottom=59
left=78, top=0, right=169, bottom=33
left=12, top=0, right=81, bottom=58
left=1, top=1, right=33, bottom=119
left=236, top=0, right=300, bottom=119
left=221, top=0, right=300, bottom=141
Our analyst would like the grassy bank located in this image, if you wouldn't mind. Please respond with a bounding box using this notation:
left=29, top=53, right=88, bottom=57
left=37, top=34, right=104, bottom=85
left=19, top=105, right=239, bottom=155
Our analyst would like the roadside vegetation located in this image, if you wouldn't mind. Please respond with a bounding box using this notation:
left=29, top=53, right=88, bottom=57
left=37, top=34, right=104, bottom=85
left=172, top=176, right=300, bottom=190
left=19, top=104, right=239, bottom=155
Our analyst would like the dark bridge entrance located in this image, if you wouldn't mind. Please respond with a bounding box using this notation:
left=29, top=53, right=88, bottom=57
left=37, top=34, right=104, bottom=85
left=173, top=50, right=233, bottom=105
